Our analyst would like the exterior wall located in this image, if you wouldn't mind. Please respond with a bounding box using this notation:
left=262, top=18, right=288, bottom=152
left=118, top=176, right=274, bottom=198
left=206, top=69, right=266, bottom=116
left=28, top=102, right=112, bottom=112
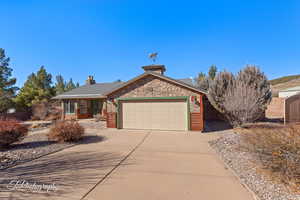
left=107, top=75, right=204, bottom=131
left=107, top=75, right=202, bottom=112
left=279, top=91, right=300, bottom=98
left=265, top=97, right=285, bottom=119
left=107, top=112, right=117, bottom=128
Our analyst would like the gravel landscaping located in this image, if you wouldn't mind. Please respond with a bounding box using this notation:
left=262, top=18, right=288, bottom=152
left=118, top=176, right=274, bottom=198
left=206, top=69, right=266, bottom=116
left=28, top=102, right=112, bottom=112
left=0, top=130, right=75, bottom=170
left=209, top=133, right=300, bottom=200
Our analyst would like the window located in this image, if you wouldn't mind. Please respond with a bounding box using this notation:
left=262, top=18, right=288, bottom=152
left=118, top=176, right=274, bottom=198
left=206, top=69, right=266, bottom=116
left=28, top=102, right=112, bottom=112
left=79, top=100, right=88, bottom=114
left=64, top=100, right=75, bottom=114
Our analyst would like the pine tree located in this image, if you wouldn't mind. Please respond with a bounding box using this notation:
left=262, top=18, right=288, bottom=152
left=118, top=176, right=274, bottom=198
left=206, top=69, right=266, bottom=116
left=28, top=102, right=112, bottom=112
left=208, top=65, right=217, bottom=80
left=65, top=78, right=76, bottom=91
left=0, top=48, right=18, bottom=112
left=194, top=72, right=206, bottom=86
left=55, top=75, right=66, bottom=95
left=15, top=66, right=54, bottom=108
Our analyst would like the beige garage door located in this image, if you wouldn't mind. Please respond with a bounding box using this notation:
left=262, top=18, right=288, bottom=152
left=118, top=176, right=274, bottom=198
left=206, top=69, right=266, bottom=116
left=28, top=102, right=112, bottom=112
left=120, top=100, right=188, bottom=131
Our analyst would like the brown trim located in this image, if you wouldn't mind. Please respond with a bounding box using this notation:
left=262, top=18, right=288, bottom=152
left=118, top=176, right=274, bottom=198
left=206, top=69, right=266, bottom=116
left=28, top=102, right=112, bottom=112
left=77, top=113, right=93, bottom=119
left=200, top=94, right=204, bottom=130
left=190, top=112, right=204, bottom=131
left=107, top=112, right=117, bottom=128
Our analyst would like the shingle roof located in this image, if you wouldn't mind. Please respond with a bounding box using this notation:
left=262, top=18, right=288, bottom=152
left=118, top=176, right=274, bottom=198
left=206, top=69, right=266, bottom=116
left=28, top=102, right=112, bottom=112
left=103, top=72, right=207, bottom=96
left=52, top=82, right=124, bottom=99
left=177, top=78, right=194, bottom=86
left=53, top=73, right=205, bottom=100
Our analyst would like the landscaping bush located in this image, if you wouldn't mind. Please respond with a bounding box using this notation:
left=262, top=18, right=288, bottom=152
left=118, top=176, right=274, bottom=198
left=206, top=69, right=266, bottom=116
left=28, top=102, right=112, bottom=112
left=208, top=66, right=272, bottom=127
left=48, top=121, right=84, bottom=143
left=238, top=124, right=300, bottom=191
left=0, top=119, right=28, bottom=148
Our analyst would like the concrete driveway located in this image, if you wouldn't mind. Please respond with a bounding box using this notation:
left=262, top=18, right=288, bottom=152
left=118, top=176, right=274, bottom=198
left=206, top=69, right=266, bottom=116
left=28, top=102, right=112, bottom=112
left=0, top=129, right=254, bottom=200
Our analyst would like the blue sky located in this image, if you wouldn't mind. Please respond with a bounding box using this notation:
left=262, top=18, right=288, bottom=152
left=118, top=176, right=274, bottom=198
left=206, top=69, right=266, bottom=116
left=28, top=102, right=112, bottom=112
left=1, top=0, right=299, bottom=87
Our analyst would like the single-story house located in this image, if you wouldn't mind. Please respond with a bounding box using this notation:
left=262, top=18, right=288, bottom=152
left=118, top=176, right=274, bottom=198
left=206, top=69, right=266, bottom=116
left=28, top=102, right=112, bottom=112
left=53, top=65, right=219, bottom=131
left=278, top=86, right=300, bottom=98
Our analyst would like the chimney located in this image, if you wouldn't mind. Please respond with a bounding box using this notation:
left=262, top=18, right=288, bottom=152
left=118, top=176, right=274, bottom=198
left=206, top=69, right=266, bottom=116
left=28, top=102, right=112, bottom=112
left=86, top=75, right=96, bottom=85
left=142, top=64, right=166, bottom=75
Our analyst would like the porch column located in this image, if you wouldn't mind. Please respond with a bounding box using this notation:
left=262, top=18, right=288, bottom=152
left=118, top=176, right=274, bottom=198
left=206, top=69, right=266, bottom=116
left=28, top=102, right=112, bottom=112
left=75, top=101, right=79, bottom=120
left=61, top=100, right=65, bottom=120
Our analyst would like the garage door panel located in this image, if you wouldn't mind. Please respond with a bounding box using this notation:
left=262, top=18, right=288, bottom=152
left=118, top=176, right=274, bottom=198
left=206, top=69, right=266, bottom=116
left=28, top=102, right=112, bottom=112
left=121, top=100, right=187, bottom=131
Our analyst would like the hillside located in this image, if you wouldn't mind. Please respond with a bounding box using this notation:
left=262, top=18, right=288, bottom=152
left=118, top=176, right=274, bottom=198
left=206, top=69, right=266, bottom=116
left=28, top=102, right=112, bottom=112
left=270, top=74, right=300, bottom=85
left=270, top=74, right=300, bottom=96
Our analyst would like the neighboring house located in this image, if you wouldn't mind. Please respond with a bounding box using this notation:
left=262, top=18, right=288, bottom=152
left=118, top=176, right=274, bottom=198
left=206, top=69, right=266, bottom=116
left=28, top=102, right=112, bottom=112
left=53, top=65, right=218, bottom=131
left=266, top=85, right=300, bottom=122
left=278, top=86, right=300, bottom=98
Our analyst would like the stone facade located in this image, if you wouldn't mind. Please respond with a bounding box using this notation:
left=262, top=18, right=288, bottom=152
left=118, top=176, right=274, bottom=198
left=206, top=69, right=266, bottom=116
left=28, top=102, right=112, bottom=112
left=107, top=75, right=203, bottom=113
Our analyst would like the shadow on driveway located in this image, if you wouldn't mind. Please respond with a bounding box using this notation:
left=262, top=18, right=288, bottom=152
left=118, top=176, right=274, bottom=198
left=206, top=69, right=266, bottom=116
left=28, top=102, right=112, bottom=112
left=0, top=144, right=127, bottom=199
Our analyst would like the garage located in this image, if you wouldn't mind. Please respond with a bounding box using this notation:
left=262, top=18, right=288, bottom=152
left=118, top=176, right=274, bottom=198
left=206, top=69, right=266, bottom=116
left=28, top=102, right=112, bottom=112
left=119, top=99, right=188, bottom=131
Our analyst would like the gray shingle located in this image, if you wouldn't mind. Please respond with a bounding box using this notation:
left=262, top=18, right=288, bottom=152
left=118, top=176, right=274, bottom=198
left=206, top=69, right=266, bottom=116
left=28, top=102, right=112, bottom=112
left=177, top=78, right=194, bottom=86
left=53, top=82, right=124, bottom=99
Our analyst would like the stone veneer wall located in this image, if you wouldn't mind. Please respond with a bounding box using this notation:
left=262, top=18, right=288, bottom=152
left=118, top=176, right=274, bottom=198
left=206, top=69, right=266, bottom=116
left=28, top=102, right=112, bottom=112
left=107, top=75, right=203, bottom=113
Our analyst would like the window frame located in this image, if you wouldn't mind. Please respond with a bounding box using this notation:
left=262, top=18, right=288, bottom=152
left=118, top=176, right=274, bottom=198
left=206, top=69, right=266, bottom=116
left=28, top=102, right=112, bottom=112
left=64, top=100, right=76, bottom=114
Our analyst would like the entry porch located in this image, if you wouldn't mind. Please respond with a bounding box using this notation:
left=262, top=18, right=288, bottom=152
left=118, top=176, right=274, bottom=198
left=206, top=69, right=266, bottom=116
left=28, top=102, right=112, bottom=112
left=61, top=99, right=107, bottom=120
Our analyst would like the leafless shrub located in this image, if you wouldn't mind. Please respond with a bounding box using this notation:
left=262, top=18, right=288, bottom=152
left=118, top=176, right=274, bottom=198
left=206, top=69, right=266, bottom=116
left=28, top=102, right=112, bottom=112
left=0, top=119, right=28, bottom=148
left=207, top=70, right=235, bottom=114
left=32, top=100, right=61, bottom=121
left=208, top=66, right=272, bottom=127
left=198, top=77, right=210, bottom=91
left=48, top=121, right=84, bottom=143
left=238, top=124, right=300, bottom=191
left=223, top=81, right=265, bottom=127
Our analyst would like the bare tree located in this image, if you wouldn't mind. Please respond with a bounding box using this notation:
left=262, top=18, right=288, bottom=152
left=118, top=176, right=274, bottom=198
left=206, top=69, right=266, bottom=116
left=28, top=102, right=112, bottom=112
left=207, top=66, right=271, bottom=127
left=207, top=70, right=235, bottom=114
left=223, top=81, right=265, bottom=126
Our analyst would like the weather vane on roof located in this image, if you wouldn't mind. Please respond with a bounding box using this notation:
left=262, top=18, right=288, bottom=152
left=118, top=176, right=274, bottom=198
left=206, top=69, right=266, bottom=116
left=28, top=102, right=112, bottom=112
left=148, top=52, right=158, bottom=63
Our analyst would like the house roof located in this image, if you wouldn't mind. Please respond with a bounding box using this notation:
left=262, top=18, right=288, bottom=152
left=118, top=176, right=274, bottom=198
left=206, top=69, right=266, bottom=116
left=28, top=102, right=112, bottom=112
left=52, top=82, right=124, bottom=99
left=104, top=72, right=206, bottom=96
left=177, top=78, right=194, bottom=86
left=279, top=86, right=300, bottom=92
left=53, top=72, right=205, bottom=100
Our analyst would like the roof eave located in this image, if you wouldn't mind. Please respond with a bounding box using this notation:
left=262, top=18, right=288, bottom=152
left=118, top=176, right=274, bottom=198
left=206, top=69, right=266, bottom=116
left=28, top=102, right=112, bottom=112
left=52, top=95, right=107, bottom=100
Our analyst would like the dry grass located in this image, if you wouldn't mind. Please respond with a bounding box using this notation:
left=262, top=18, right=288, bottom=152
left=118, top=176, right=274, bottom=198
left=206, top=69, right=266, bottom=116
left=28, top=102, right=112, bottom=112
left=0, top=119, right=28, bottom=148
left=270, top=74, right=300, bottom=85
left=237, top=123, right=300, bottom=192
left=48, top=121, right=85, bottom=143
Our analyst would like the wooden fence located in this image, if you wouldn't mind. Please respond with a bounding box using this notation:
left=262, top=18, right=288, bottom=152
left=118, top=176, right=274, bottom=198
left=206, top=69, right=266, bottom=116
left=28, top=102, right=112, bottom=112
left=265, top=97, right=285, bottom=119
left=284, top=93, right=300, bottom=124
